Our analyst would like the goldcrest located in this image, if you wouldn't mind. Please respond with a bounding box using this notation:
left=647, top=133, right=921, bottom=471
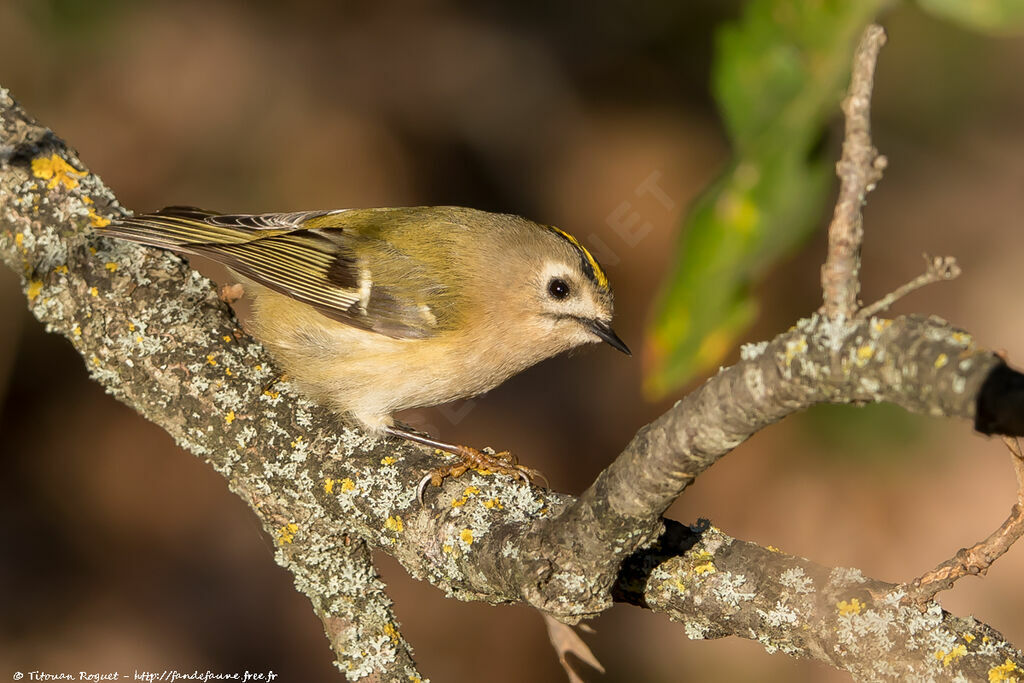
left=103, top=206, right=628, bottom=487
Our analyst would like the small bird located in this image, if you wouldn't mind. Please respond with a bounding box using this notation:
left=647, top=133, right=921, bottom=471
left=103, top=206, right=629, bottom=496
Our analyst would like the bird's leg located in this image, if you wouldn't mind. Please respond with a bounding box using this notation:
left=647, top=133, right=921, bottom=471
left=383, top=425, right=547, bottom=503
left=261, top=372, right=288, bottom=397
left=219, top=282, right=245, bottom=304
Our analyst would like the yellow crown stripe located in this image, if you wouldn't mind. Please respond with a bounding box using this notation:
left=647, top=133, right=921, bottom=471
left=549, top=226, right=608, bottom=290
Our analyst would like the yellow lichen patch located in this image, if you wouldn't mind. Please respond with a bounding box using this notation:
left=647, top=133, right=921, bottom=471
left=964, top=633, right=976, bottom=643
left=224, top=368, right=233, bottom=376
left=693, top=562, right=717, bottom=575
left=136, top=336, right=143, bottom=343
left=277, top=523, right=298, bottom=544
left=290, top=436, right=303, bottom=448
left=54, top=265, right=69, bottom=275
left=870, top=318, right=892, bottom=334
left=323, top=478, right=335, bottom=494
left=89, top=286, right=99, bottom=297
left=82, top=196, right=93, bottom=205
left=128, top=322, right=136, bottom=331
left=264, top=389, right=280, bottom=399
left=785, top=336, right=808, bottom=367
left=951, top=331, right=972, bottom=347
left=32, top=153, right=86, bottom=190
left=442, top=544, right=453, bottom=554
left=224, top=410, right=235, bottom=425
left=989, top=658, right=1021, bottom=682
left=448, top=485, right=479, bottom=507
left=674, top=579, right=686, bottom=593
left=87, top=208, right=110, bottom=228
left=409, top=676, right=422, bottom=683
left=460, top=528, right=474, bottom=545
left=223, top=335, right=233, bottom=343
left=483, top=497, right=503, bottom=510
left=15, top=233, right=24, bottom=248
left=383, top=622, right=400, bottom=644
left=837, top=598, right=863, bottom=616
left=380, top=456, right=397, bottom=466
left=935, top=644, right=967, bottom=667
left=385, top=516, right=404, bottom=533
left=26, top=280, right=43, bottom=300
left=104, top=262, right=118, bottom=273
left=934, top=353, right=949, bottom=370
left=72, top=325, right=81, bottom=337
left=206, top=354, right=218, bottom=366
left=856, top=344, right=874, bottom=366
left=340, top=478, right=355, bottom=492
left=452, top=486, right=481, bottom=507
left=766, top=545, right=782, bottom=553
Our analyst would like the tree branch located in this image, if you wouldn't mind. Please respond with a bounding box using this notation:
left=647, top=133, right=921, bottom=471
left=3, top=49, right=1023, bottom=680
left=821, top=24, right=888, bottom=319
left=905, top=438, right=1024, bottom=604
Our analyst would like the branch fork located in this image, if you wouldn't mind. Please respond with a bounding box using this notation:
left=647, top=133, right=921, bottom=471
left=3, top=24, right=1024, bottom=680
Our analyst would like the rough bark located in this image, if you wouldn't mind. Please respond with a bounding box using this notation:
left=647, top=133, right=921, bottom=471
left=2, top=67, right=1022, bottom=683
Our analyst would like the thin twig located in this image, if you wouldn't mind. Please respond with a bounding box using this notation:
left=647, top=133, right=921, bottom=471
left=905, top=437, right=1024, bottom=604
left=542, top=614, right=605, bottom=683
left=821, top=24, right=888, bottom=319
left=858, top=254, right=961, bottom=318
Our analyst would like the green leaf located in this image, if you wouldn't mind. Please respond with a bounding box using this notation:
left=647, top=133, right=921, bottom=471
left=917, top=0, right=1024, bottom=34
left=645, top=0, right=887, bottom=398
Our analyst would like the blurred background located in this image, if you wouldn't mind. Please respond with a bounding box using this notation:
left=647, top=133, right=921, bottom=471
left=2, top=1, right=1024, bottom=681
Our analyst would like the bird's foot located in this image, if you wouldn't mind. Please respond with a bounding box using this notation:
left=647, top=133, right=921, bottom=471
left=416, top=445, right=547, bottom=504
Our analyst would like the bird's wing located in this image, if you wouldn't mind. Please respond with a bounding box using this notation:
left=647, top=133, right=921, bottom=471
left=104, top=206, right=449, bottom=339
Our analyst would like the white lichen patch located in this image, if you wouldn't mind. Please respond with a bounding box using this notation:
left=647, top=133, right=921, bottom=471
left=779, top=567, right=814, bottom=594
left=740, top=341, right=768, bottom=360
left=835, top=605, right=898, bottom=667
left=758, top=600, right=798, bottom=628
left=755, top=630, right=803, bottom=656
left=830, top=566, right=867, bottom=585
left=712, top=572, right=755, bottom=609
left=784, top=336, right=808, bottom=368
left=684, top=618, right=711, bottom=641
left=858, top=376, right=881, bottom=394
left=743, top=364, right=766, bottom=399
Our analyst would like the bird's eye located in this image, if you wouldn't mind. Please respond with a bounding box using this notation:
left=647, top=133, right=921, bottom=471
left=547, top=278, right=570, bottom=300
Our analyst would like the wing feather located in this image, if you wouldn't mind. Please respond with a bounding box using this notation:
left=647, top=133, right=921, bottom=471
left=103, top=207, right=443, bottom=338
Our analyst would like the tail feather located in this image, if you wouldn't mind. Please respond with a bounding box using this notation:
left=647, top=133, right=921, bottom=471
left=102, top=206, right=295, bottom=251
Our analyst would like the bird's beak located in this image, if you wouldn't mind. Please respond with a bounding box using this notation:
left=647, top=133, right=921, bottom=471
left=587, top=319, right=631, bottom=356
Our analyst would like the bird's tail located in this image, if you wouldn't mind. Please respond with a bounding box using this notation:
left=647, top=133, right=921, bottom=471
left=101, top=206, right=297, bottom=251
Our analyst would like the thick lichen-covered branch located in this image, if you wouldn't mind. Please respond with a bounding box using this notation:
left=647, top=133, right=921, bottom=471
left=618, top=521, right=1024, bottom=682
left=2, top=85, right=1022, bottom=681
left=0, top=89, right=424, bottom=681
left=525, top=312, right=1008, bottom=622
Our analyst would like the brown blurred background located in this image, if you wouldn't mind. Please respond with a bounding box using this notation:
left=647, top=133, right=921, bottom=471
left=2, top=1, right=1024, bottom=681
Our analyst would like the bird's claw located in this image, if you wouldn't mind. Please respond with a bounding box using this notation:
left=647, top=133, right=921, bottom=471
left=415, top=447, right=547, bottom=505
